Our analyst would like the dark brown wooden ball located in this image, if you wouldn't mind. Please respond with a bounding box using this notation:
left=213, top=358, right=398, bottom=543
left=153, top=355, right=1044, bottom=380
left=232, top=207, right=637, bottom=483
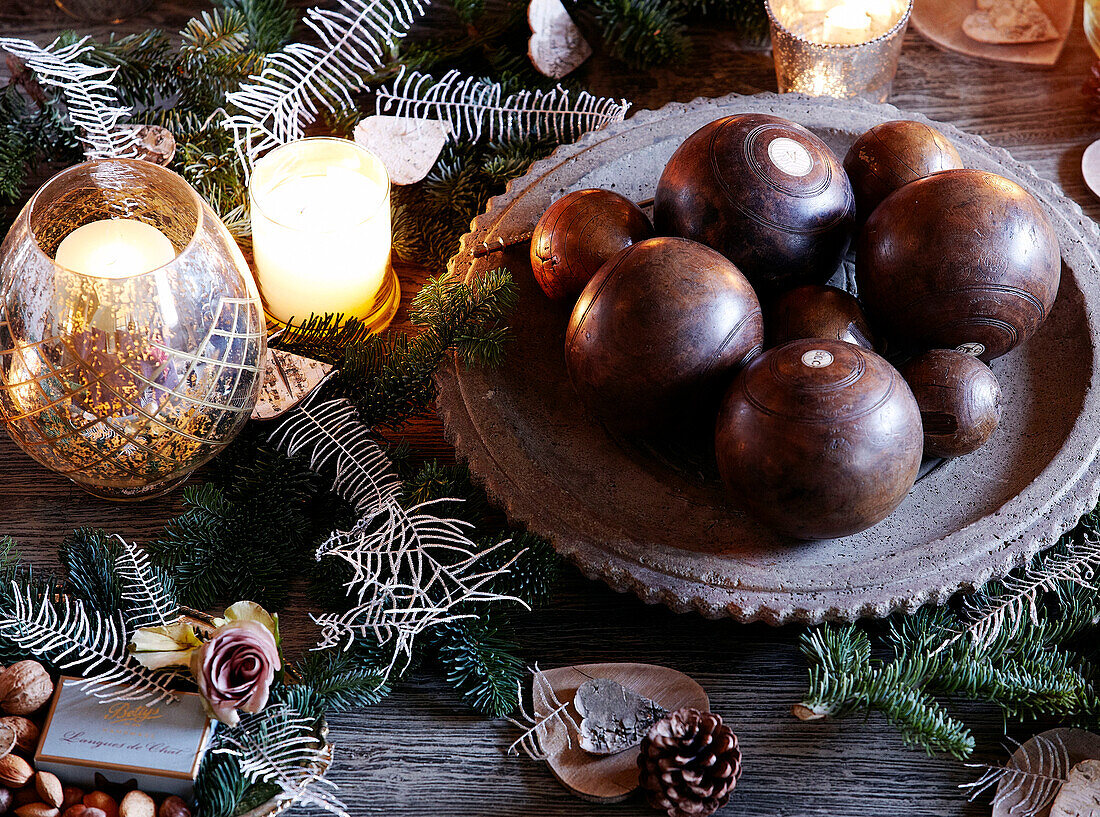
left=856, top=169, right=1060, bottom=361
left=715, top=339, right=923, bottom=539
left=566, top=236, right=763, bottom=434
left=654, top=114, right=855, bottom=294
left=900, top=349, right=1002, bottom=458
left=769, top=284, right=875, bottom=350
left=843, top=120, right=963, bottom=219
left=531, top=189, right=653, bottom=302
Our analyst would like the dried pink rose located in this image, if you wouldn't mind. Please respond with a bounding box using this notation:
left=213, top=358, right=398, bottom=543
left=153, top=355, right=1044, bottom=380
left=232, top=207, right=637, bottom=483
left=192, top=612, right=281, bottom=726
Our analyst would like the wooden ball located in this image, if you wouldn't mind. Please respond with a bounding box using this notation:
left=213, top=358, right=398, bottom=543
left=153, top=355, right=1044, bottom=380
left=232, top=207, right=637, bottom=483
left=716, top=339, right=923, bottom=539
left=900, top=349, right=1002, bottom=458
left=567, top=236, right=763, bottom=434
left=530, top=189, right=653, bottom=301
left=843, top=120, right=963, bottom=219
left=856, top=169, right=1060, bottom=361
left=654, top=114, right=855, bottom=294
left=769, top=284, right=875, bottom=349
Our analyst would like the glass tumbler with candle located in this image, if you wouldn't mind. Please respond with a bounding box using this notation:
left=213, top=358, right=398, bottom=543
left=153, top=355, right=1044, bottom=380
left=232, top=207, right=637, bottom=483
left=249, top=137, right=399, bottom=332
left=766, top=0, right=913, bottom=102
left=0, top=159, right=266, bottom=500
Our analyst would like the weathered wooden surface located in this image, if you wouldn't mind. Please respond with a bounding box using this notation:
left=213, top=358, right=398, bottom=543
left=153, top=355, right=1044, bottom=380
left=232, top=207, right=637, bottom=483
left=2, top=1, right=1100, bottom=815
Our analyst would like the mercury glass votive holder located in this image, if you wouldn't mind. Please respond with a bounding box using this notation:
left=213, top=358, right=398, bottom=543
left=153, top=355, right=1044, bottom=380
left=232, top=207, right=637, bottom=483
left=0, top=159, right=266, bottom=500
left=766, top=0, right=913, bottom=102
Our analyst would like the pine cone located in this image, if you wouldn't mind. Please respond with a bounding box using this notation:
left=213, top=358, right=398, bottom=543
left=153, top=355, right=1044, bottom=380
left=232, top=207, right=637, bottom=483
left=1083, top=59, right=1100, bottom=118
left=637, top=707, right=742, bottom=817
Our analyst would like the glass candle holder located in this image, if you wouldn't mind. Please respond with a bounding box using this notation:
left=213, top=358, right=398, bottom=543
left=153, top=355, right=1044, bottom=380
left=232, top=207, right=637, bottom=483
left=766, top=0, right=913, bottom=102
left=249, top=137, right=399, bottom=333
left=54, top=0, right=155, bottom=24
left=0, top=159, right=266, bottom=500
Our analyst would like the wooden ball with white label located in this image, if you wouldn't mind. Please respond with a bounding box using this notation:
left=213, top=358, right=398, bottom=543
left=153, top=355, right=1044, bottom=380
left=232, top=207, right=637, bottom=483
left=654, top=114, right=855, bottom=293
left=715, top=339, right=923, bottom=539
left=900, top=349, right=1002, bottom=458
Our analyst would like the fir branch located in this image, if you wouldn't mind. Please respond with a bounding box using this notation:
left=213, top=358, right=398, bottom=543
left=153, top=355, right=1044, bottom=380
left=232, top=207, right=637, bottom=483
left=292, top=647, right=390, bottom=711
left=216, top=0, right=298, bottom=54
left=60, top=528, right=125, bottom=616
left=194, top=751, right=248, bottom=817
left=0, top=37, right=138, bottom=159
left=0, top=584, right=179, bottom=705
left=224, top=0, right=431, bottom=170
left=590, top=0, right=690, bottom=68
left=375, top=67, right=629, bottom=145
left=429, top=618, right=523, bottom=715
left=182, top=9, right=251, bottom=55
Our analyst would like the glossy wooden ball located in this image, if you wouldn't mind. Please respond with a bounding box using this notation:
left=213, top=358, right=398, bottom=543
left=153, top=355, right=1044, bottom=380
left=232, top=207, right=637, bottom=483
left=654, top=114, right=855, bottom=293
left=843, top=120, right=963, bottom=219
left=856, top=169, right=1060, bottom=361
left=716, top=339, right=923, bottom=539
left=900, top=349, right=1002, bottom=458
left=567, top=236, right=763, bottom=434
left=531, top=189, right=653, bottom=302
left=769, top=284, right=875, bottom=350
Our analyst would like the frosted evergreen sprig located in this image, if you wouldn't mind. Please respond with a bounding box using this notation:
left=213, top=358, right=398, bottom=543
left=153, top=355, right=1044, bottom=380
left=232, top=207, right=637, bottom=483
left=375, top=66, right=630, bottom=145
left=215, top=704, right=346, bottom=817
left=0, top=37, right=137, bottom=160
left=0, top=582, right=179, bottom=705
left=114, top=536, right=179, bottom=631
left=224, top=0, right=430, bottom=170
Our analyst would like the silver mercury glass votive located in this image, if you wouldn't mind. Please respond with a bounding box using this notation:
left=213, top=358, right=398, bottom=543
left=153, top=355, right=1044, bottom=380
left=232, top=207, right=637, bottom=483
left=766, top=0, right=913, bottom=103
left=0, top=159, right=266, bottom=500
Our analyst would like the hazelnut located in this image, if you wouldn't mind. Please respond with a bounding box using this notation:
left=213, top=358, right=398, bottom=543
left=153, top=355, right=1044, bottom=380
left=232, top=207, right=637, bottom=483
left=0, top=721, right=37, bottom=758
left=0, top=757, right=32, bottom=788
left=0, top=664, right=52, bottom=717
left=59, top=792, right=82, bottom=812
left=60, top=806, right=85, bottom=817
left=15, top=806, right=58, bottom=817
left=81, top=809, right=105, bottom=817
left=116, top=793, right=151, bottom=817
left=155, top=798, right=188, bottom=817
left=34, top=775, right=60, bottom=810
left=81, top=795, right=115, bottom=817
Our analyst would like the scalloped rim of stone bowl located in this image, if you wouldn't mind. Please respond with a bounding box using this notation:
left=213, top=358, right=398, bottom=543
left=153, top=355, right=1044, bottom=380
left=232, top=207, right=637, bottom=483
left=436, top=92, right=1100, bottom=624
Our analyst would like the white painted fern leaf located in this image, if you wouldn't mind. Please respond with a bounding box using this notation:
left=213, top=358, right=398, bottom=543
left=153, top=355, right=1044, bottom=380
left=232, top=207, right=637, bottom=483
left=961, top=733, right=1069, bottom=815
left=216, top=705, right=346, bottom=817
left=0, top=37, right=137, bottom=160
left=223, top=0, right=429, bottom=170
left=114, top=536, right=178, bottom=630
left=375, top=66, right=630, bottom=144
left=936, top=539, right=1100, bottom=656
left=0, top=584, right=178, bottom=705
left=507, top=665, right=579, bottom=760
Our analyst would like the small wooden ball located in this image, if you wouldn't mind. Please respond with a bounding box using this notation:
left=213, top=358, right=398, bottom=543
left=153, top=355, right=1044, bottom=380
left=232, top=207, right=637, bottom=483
left=715, top=339, right=923, bottom=539
left=769, top=284, right=875, bottom=350
left=654, top=114, right=855, bottom=294
left=900, top=349, right=1002, bottom=458
left=856, top=169, right=1060, bottom=361
left=843, top=120, right=963, bottom=219
left=567, top=236, right=763, bottom=434
left=530, top=189, right=653, bottom=302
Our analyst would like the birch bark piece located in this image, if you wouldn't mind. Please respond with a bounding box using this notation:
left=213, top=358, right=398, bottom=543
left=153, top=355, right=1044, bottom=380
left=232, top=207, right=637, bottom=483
left=1052, top=760, right=1100, bottom=817
left=528, top=0, right=592, bottom=80
left=574, top=678, right=668, bottom=755
left=532, top=663, right=707, bottom=803
left=353, top=115, right=451, bottom=185
left=251, top=348, right=333, bottom=421
left=995, top=729, right=1100, bottom=817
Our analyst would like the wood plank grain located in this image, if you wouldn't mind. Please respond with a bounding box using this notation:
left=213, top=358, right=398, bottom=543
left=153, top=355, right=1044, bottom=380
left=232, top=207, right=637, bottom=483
left=3, top=4, right=1099, bottom=816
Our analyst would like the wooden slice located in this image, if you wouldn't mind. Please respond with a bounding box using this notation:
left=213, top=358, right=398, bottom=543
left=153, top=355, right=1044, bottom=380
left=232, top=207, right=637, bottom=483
left=532, top=663, right=708, bottom=803
left=911, top=0, right=1073, bottom=66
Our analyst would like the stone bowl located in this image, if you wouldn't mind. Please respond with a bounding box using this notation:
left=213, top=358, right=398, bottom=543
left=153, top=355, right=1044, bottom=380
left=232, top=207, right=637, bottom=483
left=436, top=92, right=1100, bottom=624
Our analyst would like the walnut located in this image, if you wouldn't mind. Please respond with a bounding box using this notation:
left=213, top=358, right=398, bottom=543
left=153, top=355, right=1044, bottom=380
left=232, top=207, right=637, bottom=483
left=0, top=663, right=52, bottom=716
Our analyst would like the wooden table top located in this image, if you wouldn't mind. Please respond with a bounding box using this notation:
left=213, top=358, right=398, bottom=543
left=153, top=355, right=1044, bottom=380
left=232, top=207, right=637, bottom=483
left=3, top=1, right=1099, bottom=815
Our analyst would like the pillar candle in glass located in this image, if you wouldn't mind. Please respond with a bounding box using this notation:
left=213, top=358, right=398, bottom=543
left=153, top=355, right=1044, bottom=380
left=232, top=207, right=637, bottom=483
left=0, top=159, right=266, bottom=500
left=249, top=138, right=399, bottom=332
left=766, top=0, right=912, bottom=102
